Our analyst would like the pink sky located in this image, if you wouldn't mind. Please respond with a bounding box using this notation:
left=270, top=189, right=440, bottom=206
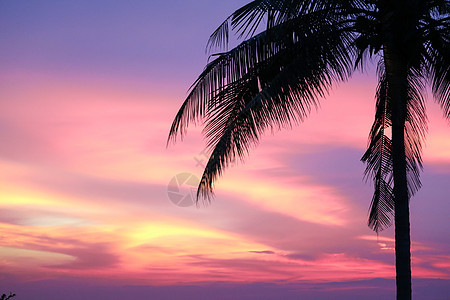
left=0, top=1, right=449, bottom=299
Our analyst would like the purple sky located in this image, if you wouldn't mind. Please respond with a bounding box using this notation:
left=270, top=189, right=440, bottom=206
left=0, top=1, right=449, bottom=299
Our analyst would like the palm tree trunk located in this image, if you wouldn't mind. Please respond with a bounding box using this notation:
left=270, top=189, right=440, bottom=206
left=392, top=91, right=412, bottom=300
left=384, top=45, right=412, bottom=300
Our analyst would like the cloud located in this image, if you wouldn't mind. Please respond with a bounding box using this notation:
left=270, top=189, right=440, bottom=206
left=1, top=0, right=448, bottom=292
left=249, top=250, right=275, bottom=255
left=0, top=208, right=88, bottom=227
left=47, top=243, right=120, bottom=270
left=0, top=223, right=121, bottom=275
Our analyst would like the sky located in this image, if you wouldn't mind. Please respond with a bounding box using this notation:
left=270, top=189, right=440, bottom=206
left=0, top=1, right=449, bottom=299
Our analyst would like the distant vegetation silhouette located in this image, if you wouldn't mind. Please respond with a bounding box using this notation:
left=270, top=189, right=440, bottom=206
left=1, top=293, right=16, bottom=300
left=168, top=1, right=449, bottom=299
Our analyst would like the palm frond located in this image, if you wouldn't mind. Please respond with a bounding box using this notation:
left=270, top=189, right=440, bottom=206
left=404, top=72, right=427, bottom=196
left=168, top=9, right=352, bottom=144
left=206, top=0, right=366, bottom=52
left=195, top=15, right=355, bottom=201
left=362, top=73, right=394, bottom=233
left=362, top=63, right=428, bottom=232
left=206, top=17, right=231, bottom=52
left=424, top=14, right=450, bottom=116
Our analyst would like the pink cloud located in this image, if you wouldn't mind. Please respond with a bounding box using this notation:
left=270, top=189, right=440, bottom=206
left=0, top=68, right=448, bottom=292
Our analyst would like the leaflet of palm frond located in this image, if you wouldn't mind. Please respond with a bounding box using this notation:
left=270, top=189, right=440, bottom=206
left=404, top=73, right=427, bottom=196
left=364, top=133, right=394, bottom=232
left=229, top=0, right=335, bottom=38
left=428, top=0, right=450, bottom=16
left=198, top=79, right=260, bottom=202
left=168, top=10, right=349, bottom=144
left=423, top=13, right=450, bottom=116
left=368, top=175, right=394, bottom=233
left=196, top=24, right=354, bottom=201
left=352, top=8, right=383, bottom=69
left=207, top=18, right=230, bottom=52
left=203, top=78, right=260, bottom=153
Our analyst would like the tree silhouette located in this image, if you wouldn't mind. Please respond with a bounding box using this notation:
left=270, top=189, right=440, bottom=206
left=0, top=293, right=16, bottom=300
left=168, top=1, right=449, bottom=299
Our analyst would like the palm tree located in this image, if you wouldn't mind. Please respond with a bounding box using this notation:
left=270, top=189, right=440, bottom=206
left=168, top=1, right=449, bottom=299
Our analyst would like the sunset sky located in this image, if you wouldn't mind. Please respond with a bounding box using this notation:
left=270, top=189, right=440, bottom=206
left=0, top=1, right=449, bottom=299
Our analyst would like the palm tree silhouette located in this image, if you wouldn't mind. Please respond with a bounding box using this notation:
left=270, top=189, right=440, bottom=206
left=168, top=1, right=449, bottom=299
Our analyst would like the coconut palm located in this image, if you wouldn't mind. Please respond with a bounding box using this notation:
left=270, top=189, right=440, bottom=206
left=168, top=1, right=449, bottom=299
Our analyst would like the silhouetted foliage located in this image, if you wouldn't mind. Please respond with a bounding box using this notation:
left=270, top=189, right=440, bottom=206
left=169, top=1, right=449, bottom=299
left=1, top=293, right=16, bottom=300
